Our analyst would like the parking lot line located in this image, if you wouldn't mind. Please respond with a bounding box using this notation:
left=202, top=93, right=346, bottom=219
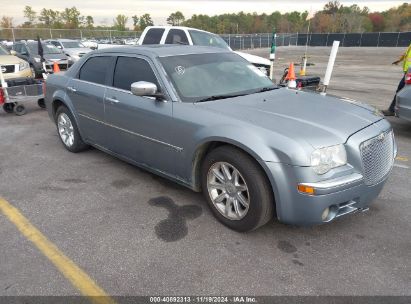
left=395, top=156, right=409, bottom=162
left=0, top=197, right=116, bottom=304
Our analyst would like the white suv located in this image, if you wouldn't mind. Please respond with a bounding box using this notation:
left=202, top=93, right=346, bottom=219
left=138, top=26, right=271, bottom=76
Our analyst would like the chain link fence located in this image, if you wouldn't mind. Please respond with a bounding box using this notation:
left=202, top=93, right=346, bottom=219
left=222, top=32, right=411, bottom=50
left=1, top=28, right=410, bottom=49
left=0, top=28, right=141, bottom=41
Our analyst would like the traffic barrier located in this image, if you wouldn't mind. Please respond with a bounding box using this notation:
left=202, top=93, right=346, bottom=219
left=53, top=62, right=60, bottom=73
left=285, top=63, right=297, bottom=88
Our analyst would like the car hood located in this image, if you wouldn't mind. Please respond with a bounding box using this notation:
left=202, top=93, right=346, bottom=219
left=64, top=48, right=91, bottom=56
left=0, top=54, right=25, bottom=65
left=195, top=88, right=384, bottom=149
left=235, top=51, right=270, bottom=66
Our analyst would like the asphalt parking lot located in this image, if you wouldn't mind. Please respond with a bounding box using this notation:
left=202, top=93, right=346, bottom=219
left=0, top=47, right=410, bottom=297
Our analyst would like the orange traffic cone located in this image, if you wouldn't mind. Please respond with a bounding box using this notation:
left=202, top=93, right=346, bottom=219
left=53, top=62, right=60, bottom=73
left=285, top=62, right=297, bottom=89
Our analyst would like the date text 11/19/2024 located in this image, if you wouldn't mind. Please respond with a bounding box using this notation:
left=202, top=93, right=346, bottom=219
left=149, top=296, right=257, bottom=303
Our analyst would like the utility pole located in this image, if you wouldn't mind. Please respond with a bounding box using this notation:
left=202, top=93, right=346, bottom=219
left=269, top=29, right=276, bottom=81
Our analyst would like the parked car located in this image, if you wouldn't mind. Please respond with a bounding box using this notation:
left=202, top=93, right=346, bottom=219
left=45, top=45, right=396, bottom=231
left=11, top=41, right=71, bottom=77
left=81, top=39, right=98, bottom=50
left=396, top=68, right=411, bottom=122
left=138, top=26, right=271, bottom=76
left=0, top=44, right=32, bottom=80
left=45, top=39, right=92, bottom=62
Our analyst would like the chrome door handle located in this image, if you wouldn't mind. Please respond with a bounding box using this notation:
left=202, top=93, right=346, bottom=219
left=67, top=86, right=77, bottom=92
left=105, top=97, right=119, bottom=103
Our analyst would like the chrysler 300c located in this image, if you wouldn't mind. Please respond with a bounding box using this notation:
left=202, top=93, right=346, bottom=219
left=44, top=45, right=396, bottom=232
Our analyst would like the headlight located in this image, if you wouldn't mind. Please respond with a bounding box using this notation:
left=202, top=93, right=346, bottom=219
left=19, top=61, right=29, bottom=71
left=34, top=57, right=41, bottom=63
left=310, top=144, right=347, bottom=174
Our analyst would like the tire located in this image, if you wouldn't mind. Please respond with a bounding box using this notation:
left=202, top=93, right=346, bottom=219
left=201, top=146, right=274, bottom=232
left=2, top=103, right=15, bottom=114
left=55, top=105, right=88, bottom=153
left=37, top=98, right=46, bottom=109
left=14, top=104, right=26, bottom=116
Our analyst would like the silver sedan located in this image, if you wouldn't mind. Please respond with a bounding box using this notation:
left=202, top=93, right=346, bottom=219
left=44, top=45, right=396, bottom=231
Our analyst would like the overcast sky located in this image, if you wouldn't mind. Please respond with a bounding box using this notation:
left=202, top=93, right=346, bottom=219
left=3, top=0, right=405, bottom=27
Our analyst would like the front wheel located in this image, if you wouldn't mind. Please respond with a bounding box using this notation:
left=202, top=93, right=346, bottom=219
left=201, top=146, right=274, bottom=232
left=55, top=106, right=88, bottom=153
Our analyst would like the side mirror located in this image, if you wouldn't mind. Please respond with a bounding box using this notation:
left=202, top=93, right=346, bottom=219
left=10, top=50, right=17, bottom=55
left=131, top=81, right=165, bottom=100
left=57, top=45, right=62, bottom=49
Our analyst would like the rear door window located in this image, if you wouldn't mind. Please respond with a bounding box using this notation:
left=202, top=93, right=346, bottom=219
left=165, top=29, right=189, bottom=45
left=79, top=56, right=112, bottom=85
left=113, top=56, right=159, bottom=91
left=142, top=28, right=165, bottom=44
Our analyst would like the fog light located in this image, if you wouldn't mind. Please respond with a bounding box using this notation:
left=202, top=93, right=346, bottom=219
left=321, top=207, right=330, bottom=221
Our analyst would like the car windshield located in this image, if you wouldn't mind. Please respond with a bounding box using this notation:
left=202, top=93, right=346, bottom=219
left=62, top=41, right=85, bottom=48
left=27, top=43, right=62, bottom=55
left=0, top=45, right=9, bottom=55
left=159, top=52, right=275, bottom=103
left=188, top=30, right=230, bottom=50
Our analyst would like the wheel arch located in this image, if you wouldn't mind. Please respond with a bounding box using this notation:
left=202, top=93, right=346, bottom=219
left=51, top=98, right=66, bottom=120
left=191, top=139, right=278, bottom=210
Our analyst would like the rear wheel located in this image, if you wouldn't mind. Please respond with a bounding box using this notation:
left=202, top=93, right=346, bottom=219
left=2, top=103, right=15, bottom=114
left=56, top=106, right=88, bottom=152
left=201, top=146, right=274, bottom=232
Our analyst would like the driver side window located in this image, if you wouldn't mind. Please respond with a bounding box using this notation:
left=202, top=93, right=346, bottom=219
left=21, top=45, right=28, bottom=55
left=112, top=57, right=159, bottom=91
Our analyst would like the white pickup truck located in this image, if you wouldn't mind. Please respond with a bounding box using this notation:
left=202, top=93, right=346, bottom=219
left=138, top=26, right=271, bottom=76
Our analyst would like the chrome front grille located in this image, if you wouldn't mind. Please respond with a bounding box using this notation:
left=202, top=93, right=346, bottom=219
left=360, top=130, right=394, bottom=185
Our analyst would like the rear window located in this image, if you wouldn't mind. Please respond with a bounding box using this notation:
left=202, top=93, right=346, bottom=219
left=165, top=29, right=189, bottom=45
left=142, top=28, right=165, bottom=45
left=113, top=57, right=159, bottom=91
left=79, top=56, right=111, bottom=85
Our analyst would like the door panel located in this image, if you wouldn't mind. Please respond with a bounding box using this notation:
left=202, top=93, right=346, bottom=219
left=104, top=56, right=176, bottom=175
left=104, top=89, right=175, bottom=174
left=67, top=78, right=106, bottom=145
left=66, top=55, right=114, bottom=146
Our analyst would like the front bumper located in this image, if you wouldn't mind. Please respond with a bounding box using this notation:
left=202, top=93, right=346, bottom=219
left=264, top=162, right=387, bottom=225
left=34, top=61, right=71, bottom=73
left=263, top=119, right=394, bottom=226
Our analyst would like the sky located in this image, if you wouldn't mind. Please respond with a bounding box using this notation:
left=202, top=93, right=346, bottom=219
left=1, top=0, right=406, bottom=27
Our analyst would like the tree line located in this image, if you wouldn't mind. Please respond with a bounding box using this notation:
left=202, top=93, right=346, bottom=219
left=0, top=1, right=410, bottom=33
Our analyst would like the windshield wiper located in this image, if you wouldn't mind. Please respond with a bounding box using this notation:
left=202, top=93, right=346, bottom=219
left=254, top=86, right=279, bottom=93
left=195, top=93, right=249, bottom=103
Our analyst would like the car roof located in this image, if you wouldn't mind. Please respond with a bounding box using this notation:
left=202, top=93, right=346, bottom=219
left=46, top=39, right=77, bottom=42
left=94, top=45, right=230, bottom=58
left=145, top=26, right=216, bottom=35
